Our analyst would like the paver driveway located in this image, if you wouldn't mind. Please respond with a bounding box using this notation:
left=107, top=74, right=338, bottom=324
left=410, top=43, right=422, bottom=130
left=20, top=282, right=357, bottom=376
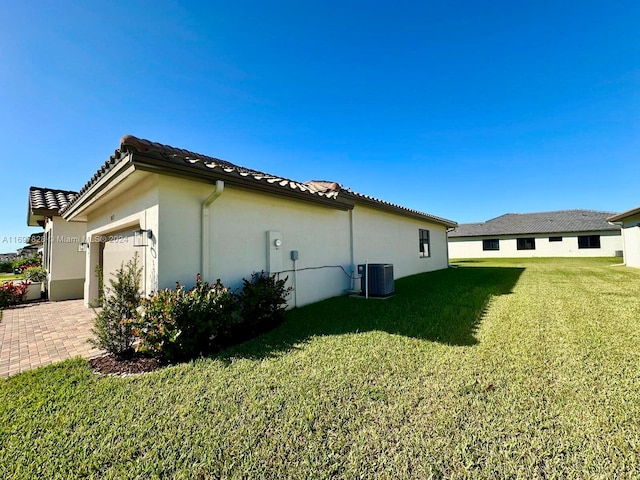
left=0, top=300, right=102, bottom=378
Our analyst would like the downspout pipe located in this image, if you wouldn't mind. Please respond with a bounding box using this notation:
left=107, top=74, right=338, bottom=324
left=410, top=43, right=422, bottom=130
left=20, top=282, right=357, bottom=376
left=202, top=180, right=225, bottom=281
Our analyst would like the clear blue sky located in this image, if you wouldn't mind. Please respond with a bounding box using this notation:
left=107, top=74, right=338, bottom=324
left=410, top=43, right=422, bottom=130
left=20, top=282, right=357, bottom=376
left=1, top=1, right=638, bottom=252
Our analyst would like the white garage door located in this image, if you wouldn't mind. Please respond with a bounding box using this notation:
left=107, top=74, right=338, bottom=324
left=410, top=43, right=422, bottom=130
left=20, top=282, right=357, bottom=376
left=102, top=230, right=138, bottom=285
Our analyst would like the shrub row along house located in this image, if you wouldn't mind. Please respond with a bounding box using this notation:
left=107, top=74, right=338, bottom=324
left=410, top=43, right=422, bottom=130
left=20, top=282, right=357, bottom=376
left=27, top=135, right=457, bottom=306
left=448, top=210, right=623, bottom=259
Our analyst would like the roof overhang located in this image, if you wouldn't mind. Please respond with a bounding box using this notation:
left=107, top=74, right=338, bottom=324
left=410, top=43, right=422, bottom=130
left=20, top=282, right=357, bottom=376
left=346, top=192, right=457, bottom=228
left=62, top=154, right=137, bottom=221
left=607, top=206, right=640, bottom=223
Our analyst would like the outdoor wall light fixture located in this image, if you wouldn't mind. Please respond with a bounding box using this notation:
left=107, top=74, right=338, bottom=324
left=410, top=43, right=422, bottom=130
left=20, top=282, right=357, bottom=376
left=134, top=228, right=153, bottom=247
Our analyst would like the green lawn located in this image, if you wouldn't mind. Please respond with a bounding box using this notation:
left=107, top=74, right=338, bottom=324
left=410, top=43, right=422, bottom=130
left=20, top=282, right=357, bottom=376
left=2, top=258, right=640, bottom=479
left=0, top=273, right=21, bottom=283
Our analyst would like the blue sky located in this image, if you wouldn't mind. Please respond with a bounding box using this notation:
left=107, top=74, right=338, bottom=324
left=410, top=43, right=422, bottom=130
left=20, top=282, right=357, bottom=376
left=1, top=1, right=638, bottom=252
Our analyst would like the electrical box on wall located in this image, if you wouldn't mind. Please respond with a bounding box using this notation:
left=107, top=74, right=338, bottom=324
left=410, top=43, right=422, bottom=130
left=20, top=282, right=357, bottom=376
left=290, top=250, right=299, bottom=261
left=266, top=231, right=283, bottom=273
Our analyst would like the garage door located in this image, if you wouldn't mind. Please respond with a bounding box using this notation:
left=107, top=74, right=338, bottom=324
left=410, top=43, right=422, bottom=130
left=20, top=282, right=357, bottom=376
left=102, top=229, right=138, bottom=285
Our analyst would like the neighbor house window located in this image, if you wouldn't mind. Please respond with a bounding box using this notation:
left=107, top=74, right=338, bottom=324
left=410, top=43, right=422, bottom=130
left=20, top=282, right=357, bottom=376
left=578, top=235, right=601, bottom=249
left=482, top=239, right=500, bottom=251
left=419, top=229, right=430, bottom=257
left=517, top=238, right=536, bottom=250
left=549, top=236, right=563, bottom=242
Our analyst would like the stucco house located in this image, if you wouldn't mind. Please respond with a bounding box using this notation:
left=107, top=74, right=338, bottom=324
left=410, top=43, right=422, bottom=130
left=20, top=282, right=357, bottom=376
left=607, top=207, right=640, bottom=268
left=27, top=186, right=86, bottom=300
left=448, top=210, right=622, bottom=259
left=61, top=135, right=457, bottom=308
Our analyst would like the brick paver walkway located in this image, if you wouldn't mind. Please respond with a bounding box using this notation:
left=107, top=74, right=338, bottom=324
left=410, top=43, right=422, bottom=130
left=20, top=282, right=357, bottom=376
left=0, top=300, right=103, bottom=378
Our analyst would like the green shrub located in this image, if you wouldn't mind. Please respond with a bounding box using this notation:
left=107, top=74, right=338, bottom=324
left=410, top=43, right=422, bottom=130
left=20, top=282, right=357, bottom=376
left=12, top=257, right=41, bottom=272
left=22, top=266, right=47, bottom=283
left=0, top=281, right=30, bottom=308
left=134, top=276, right=238, bottom=361
left=89, top=255, right=142, bottom=358
left=236, top=272, right=291, bottom=339
left=0, top=261, right=13, bottom=273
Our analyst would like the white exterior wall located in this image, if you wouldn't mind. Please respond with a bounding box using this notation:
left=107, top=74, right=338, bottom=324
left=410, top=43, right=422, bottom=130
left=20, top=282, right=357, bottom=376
left=157, top=176, right=451, bottom=307
left=449, top=231, right=622, bottom=258
left=158, top=177, right=352, bottom=307
left=44, top=217, right=86, bottom=300
left=352, top=204, right=449, bottom=277
left=620, top=214, right=640, bottom=268
left=83, top=173, right=159, bottom=306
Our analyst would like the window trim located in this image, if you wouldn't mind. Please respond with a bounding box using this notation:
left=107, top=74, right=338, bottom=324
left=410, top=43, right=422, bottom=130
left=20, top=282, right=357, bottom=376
left=578, top=235, right=601, bottom=249
left=419, top=229, right=430, bottom=258
left=516, top=237, right=536, bottom=250
left=482, top=238, right=500, bottom=251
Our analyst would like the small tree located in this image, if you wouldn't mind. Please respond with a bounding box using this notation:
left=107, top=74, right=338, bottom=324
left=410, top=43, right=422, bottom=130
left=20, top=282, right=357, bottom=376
left=89, top=255, right=142, bottom=358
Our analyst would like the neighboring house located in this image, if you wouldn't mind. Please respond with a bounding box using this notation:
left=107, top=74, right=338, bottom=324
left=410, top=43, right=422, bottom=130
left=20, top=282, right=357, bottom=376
left=61, top=135, right=457, bottom=308
left=448, top=210, right=622, bottom=258
left=27, top=186, right=86, bottom=301
left=0, top=253, right=18, bottom=262
left=607, top=207, right=640, bottom=268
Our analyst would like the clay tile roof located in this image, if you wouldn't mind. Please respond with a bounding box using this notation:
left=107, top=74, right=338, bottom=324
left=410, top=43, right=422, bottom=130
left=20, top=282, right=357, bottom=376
left=29, top=186, right=78, bottom=213
left=62, top=135, right=457, bottom=227
left=449, top=210, right=620, bottom=237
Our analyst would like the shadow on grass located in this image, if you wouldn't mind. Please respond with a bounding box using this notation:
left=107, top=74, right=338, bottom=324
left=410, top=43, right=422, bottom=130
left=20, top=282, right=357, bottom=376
left=216, top=266, right=524, bottom=361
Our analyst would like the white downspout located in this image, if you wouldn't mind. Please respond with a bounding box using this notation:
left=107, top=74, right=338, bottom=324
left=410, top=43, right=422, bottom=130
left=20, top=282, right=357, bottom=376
left=349, top=208, right=356, bottom=290
left=202, top=180, right=225, bottom=281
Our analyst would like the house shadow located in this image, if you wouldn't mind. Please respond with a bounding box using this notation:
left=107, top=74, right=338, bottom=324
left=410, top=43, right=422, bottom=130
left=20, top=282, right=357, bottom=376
left=215, top=266, right=524, bottom=362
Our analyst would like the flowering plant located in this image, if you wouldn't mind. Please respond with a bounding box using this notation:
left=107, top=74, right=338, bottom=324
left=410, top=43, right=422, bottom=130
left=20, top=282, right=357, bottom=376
left=0, top=281, right=30, bottom=308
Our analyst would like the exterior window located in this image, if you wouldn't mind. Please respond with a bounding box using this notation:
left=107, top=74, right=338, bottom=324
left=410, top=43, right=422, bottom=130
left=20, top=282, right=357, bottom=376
left=578, top=235, right=601, bottom=249
left=517, top=238, right=536, bottom=250
left=419, top=229, right=430, bottom=257
left=482, top=239, right=500, bottom=251
left=549, top=236, right=562, bottom=242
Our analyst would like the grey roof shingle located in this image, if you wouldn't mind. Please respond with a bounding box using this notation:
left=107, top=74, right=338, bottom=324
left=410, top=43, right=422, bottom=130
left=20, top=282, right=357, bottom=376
left=449, top=210, right=620, bottom=238
left=62, top=135, right=457, bottom=227
left=29, top=186, right=78, bottom=213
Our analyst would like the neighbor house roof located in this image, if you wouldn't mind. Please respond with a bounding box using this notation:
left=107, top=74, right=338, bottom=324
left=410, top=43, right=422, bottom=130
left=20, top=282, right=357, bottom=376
left=607, top=206, right=640, bottom=223
left=62, top=135, right=457, bottom=227
left=27, top=186, right=79, bottom=226
left=449, top=210, right=620, bottom=238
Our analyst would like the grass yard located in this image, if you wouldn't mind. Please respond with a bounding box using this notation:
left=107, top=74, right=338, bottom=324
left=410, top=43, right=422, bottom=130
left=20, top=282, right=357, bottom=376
left=0, top=273, right=21, bottom=283
left=2, top=257, right=640, bottom=479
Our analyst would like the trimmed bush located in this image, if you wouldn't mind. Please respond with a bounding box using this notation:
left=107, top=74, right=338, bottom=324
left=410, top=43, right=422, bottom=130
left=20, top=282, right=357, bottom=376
left=236, top=271, right=291, bottom=338
left=22, top=266, right=47, bottom=283
left=89, top=256, right=142, bottom=358
left=0, top=261, right=13, bottom=273
left=133, top=276, right=238, bottom=361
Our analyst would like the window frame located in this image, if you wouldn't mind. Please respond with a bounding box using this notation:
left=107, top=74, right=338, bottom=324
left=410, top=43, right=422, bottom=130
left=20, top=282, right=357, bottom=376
left=482, top=238, right=500, bottom=251
left=549, top=236, right=563, bottom=242
left=578, top=235, right=601, bottom=249
left=419, top=229, right=430, bottom=258
left=516, top=237, right=536, bottom=250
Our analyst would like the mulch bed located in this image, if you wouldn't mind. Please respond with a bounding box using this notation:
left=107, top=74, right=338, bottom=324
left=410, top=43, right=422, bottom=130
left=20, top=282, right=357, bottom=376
left=89, top=354, right=163, bottom=376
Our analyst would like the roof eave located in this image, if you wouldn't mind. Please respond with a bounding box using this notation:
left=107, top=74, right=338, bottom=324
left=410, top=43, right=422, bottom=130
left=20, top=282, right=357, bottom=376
left=62, top=154, right=135, bottom=220
left=607, top=206, right=640, bottom=223
left=344, top=192, right=457, bottom=227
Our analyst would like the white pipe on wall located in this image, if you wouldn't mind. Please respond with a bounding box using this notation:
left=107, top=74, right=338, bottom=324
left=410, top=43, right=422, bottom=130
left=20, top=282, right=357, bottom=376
left=202, top=180, right=225, bottom=281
